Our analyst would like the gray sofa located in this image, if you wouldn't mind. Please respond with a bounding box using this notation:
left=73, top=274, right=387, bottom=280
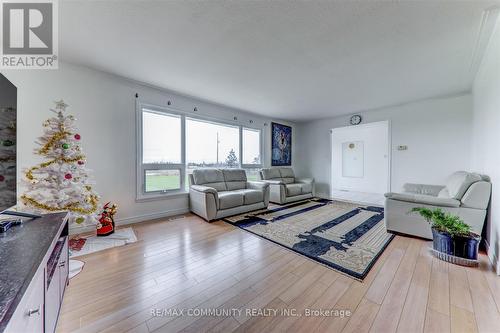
left=189, top=169, right=270, bottom=221
left=259, top=168, right=314, bottom=204
left=385, top=171, right=491, bottom=239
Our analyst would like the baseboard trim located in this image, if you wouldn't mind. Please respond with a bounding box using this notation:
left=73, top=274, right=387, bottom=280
left=116, top=207, right=190, bottom=225
left=69, top=207, right=190, bottom=235
left=484, top=239, right=500, bottom=275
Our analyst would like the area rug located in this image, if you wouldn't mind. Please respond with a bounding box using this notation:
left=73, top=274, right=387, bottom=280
left=224, top=198, right=393, bottom=280
left=69, top=227, right=137, bottom=258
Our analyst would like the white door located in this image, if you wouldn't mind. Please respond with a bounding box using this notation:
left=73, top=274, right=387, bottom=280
left=331, top=121, right=389, bottom=195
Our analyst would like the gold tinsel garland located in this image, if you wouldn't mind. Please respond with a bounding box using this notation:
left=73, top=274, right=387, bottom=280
left=38, top=130, right=71, bottom=155
left=25, top=155, right=85, bottom=181
left=20, top=193, right=99, bottom=214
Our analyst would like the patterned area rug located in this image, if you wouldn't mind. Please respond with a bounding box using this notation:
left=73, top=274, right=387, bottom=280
left=224, top=198, right=394, bottom=280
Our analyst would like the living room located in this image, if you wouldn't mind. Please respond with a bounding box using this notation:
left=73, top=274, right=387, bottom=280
left=0, top=1, right=499, bottom=333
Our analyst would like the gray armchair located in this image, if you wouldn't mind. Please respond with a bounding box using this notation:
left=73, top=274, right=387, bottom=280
left=189, top=169, right=269, bottom=221
left=384, top=171, right=491, bottom=239
left=259, top=168, right=314, bottom=204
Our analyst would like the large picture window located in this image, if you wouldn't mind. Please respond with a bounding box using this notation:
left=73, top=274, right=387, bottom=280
left=137, top=104, right=263, bottom=199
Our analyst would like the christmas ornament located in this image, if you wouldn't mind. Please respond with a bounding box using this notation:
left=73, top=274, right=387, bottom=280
left=77, top=160, right=84, bottom=165
left=96, top=202, right=117, bottom=237
left=74, top=134, right=81, bottom=140
left=21, top=100, right=100, bottom=225
left=2, top=140, right=14, bottom=146
left=0, top=175, right=4, bottom=182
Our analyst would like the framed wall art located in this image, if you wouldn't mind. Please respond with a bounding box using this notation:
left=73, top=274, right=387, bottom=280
left=271, top=122, right=292, bottom=166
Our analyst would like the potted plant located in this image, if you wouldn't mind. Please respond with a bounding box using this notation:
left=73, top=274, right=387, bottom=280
left=411, top=207, right=480, bottom=260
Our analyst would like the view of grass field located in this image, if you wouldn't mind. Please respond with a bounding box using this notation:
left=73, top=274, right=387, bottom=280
left=145, top=171, right=180, bottom=192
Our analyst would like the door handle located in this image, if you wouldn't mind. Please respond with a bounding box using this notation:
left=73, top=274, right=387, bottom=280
left=27, top=308, right=40, bottom=316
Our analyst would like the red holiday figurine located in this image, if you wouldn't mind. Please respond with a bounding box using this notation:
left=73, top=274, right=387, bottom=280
left=96, top=202, right=117, bottom=236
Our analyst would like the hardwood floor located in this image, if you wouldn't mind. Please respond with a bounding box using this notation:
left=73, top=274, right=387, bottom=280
left=57, top=214, right=500, bottom=333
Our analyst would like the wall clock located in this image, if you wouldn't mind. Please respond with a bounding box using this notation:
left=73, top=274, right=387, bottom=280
left=350, top=114, right=362, bottom=125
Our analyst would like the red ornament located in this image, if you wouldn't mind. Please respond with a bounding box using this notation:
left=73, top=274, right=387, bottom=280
left=74, top=134, right=81, bottom=140
left=64, top=173, right=72, bottom=180
left=0, top=175, right=4, bottom=182
left=77, top=160, right=84, bottom=165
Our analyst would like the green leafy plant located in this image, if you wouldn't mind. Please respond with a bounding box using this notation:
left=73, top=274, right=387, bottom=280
left=410, top=207, right=477, bottom=238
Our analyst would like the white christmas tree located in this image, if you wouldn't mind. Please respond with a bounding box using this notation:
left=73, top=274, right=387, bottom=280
left=0, top=106, right=16, bottom=208
left=21, top=100, right=99, bottom=226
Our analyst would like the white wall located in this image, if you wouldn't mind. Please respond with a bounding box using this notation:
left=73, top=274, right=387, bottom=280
left=295, top=94, right=473, bottom=197
left=1, top=62, right=295, bottom=227
left=471, top=18, right=500, bottom=273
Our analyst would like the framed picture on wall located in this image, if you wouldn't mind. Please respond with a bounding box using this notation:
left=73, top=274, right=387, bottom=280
left=271, top=122, right=292, bottom=166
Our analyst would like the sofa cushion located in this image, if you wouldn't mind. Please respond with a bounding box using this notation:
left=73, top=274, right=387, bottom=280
left=218, top=191, right=244, bottom=209
left=226, top=181, right=247, bottom=191
left=300, top=183, right=313, bottom=194
left=437, top=188, right=450, bottom=198
left=261, top=168, right=281, bottom=180
left=286, top=183, right=302, bottom=197
left=223, top=169, right=247, bottom=190
left=279, top=168, right=295, bottom=184
left=235, top=189, right=264, bottom=205
left=279, top=168, right=295, bottom=178
left=192, top=169, right=227, bottom=192
left=445, top=171, right=482, bottom=200
left=385, top=192, right=460, bottom=207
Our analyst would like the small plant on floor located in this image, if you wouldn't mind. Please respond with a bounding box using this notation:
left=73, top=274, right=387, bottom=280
left=410, top=207, right=476, bottom=238
left=410, top=207, right=480, bottom=262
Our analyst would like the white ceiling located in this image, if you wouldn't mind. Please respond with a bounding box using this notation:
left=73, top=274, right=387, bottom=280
left=60, top=1, right=499, bottom=122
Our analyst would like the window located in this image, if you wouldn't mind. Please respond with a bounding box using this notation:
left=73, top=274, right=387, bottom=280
left=137, top=103, right=265, bottom=199
left=142, top=111, right=181, bottom=164
left=186, top=118, right=240, bottom=169
left=139, top=109, right=183, bottom=195
left=242, top=127, right=262, bottom=166
left=185, top=118, right=240, bottom=190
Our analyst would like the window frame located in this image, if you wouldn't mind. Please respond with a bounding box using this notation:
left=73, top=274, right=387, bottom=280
left=137, top=101, right=264, bottom=201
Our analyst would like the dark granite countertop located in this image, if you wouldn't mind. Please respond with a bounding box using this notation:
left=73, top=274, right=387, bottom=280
left=0, top=212, right=68, bottom=332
